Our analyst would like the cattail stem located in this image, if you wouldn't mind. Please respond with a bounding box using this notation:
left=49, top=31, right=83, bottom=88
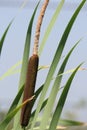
left=33, top=0, right=49, bottom=55
left=20, top=0, right=49, bottom=127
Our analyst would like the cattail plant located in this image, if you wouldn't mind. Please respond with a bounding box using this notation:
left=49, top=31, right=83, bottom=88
left=20, top=0, right=49, bottom=127
left=0, top=1, right=86, bottom=130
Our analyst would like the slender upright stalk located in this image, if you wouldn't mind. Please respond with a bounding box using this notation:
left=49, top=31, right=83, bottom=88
left=33, top=0, right=49, bottom=55
left=20, top=0, right=49, bottom=128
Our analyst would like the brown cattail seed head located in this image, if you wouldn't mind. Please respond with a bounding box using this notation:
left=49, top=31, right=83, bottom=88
left=20, top=54, right=39, bottom=127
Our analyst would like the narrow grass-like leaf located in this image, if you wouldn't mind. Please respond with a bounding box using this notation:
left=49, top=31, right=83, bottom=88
left=0, top=84, right=43, bottom=130
left=28, top=87, right=64, bottom=129
left=38, top=65, right=49, bottom=71
left=8, top=84, right=43, bottom=115
left=7, top=85, right=24, bottom=114
left=0, top=63, right=84, bottom=81
left=18, top=8, right=38, bottom=91
left=39, top=0, right=65, bottom=55
left=0, top=22, right=12, bottom=56
left=29, top=118, right=84, bottom=130
left=0, top=60, right=21, bottom=80
left=58, top=67, right=86, bottom=77
left=7, top=82, right=43, bottom=119
left=28, top=126, right=66, bottom=130
left=39, top=41, right=79, bottom=130
left=49, top=63, right=83, bottom=130
left=0, top=62, right=84, bottom=81
left=30, top=85, right=63, bottom=126
left=31, top=98, right=48, bottom=119
left=11, top=83, right=42, bottom=129
left=13, top=2, right=40, bottom=129
left=0, top=85, right=24, bottom=130
left=0, top=96, right=34, bottom=130
left=28, top=98, right=48, bottom=129
left=0, top=61, right=49, bottom=80
left=31, top=1, right=86, bottom=129
left=59, top=119, right=85, bottom=126
left=38, top=0, right=65, bottom=56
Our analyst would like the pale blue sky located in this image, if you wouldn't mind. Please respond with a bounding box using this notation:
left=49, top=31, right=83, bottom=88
left=0, top=0, right=87, bottom=121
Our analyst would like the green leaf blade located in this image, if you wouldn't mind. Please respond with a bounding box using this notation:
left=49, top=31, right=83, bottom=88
left=13, top=2, right=40, bottom=130
left=38, top=0, right=65, bottom=56
left=0, top=84, right=43, bottom=130
left=0, top=96, right=34, bottom=130
left=39, top=41, right=80, bottom=130
left=0, top=22, right=12, bottom=56
left=59, top=119, right=85, bottom=126
left=0, top=60, right=21, bottom=81
left=49, top=63, right=83, bottom=130
left=31, top=1, right=86, bottom=129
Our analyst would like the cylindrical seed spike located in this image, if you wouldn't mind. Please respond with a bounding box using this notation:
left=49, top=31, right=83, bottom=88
left=20, top=54, right=39, bottom=127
